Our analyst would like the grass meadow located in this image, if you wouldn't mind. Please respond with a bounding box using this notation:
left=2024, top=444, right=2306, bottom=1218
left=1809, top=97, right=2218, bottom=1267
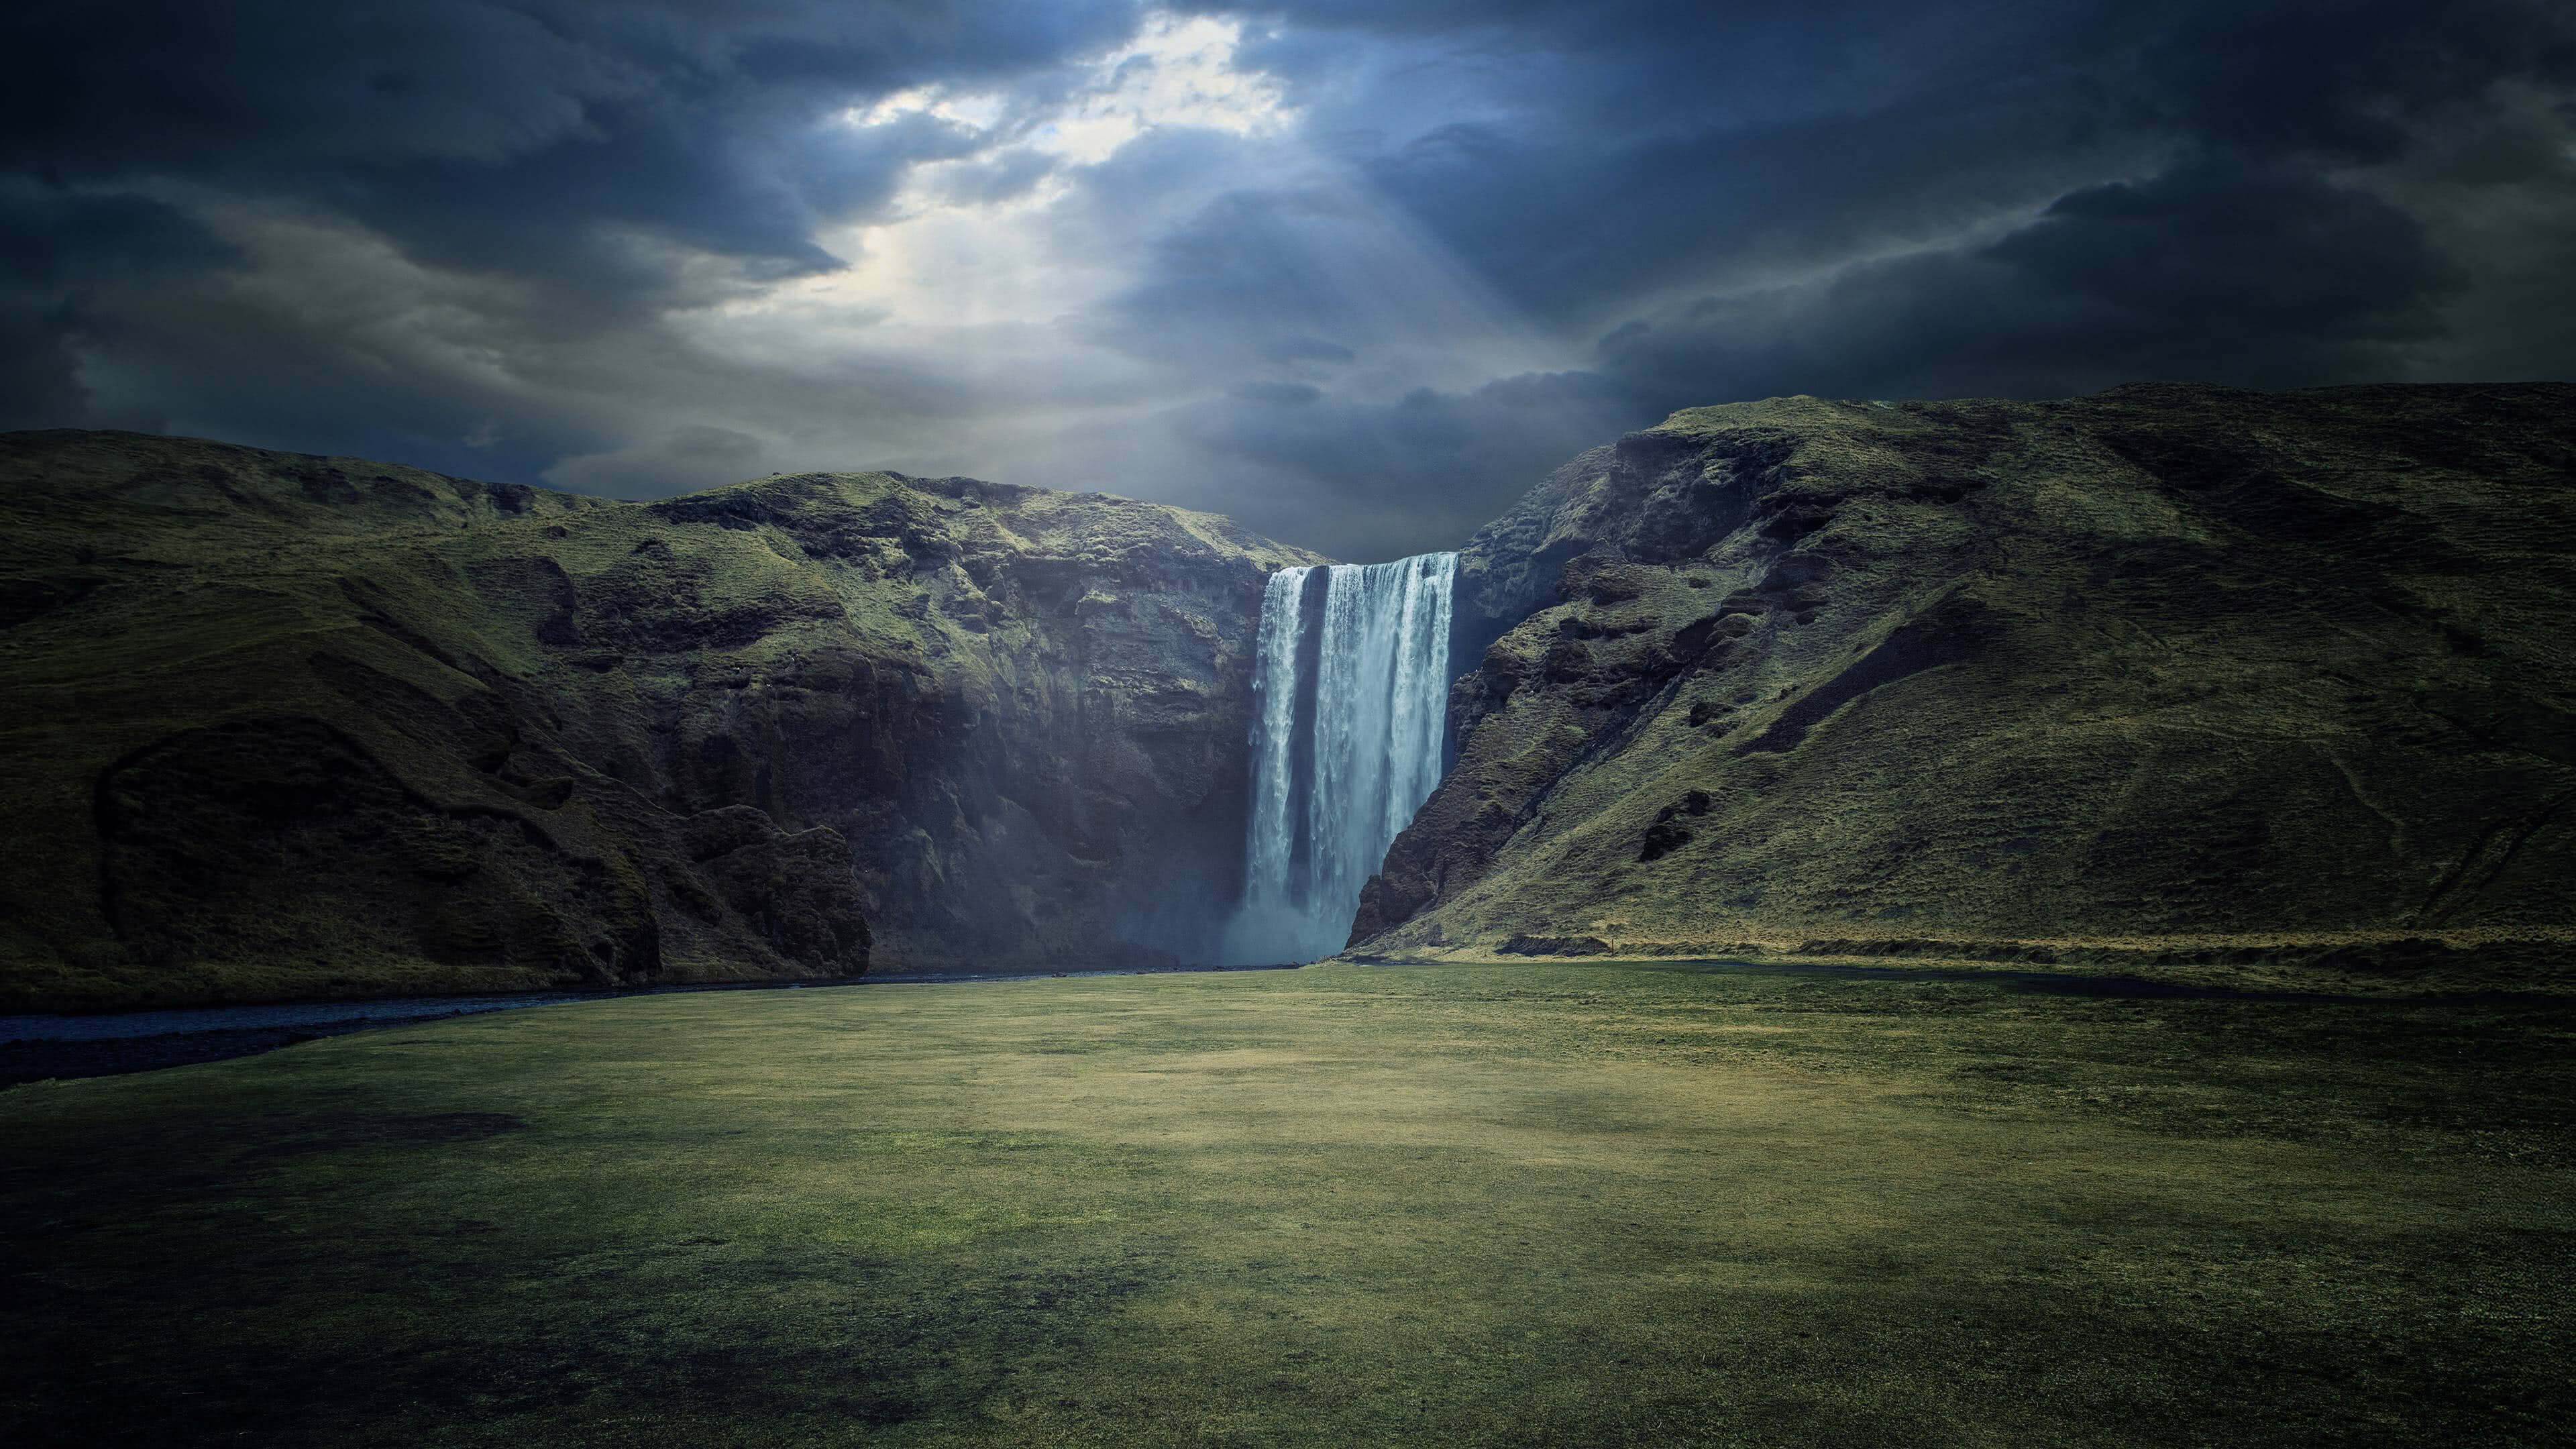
left=5, top=961, right=2571, bottom=1446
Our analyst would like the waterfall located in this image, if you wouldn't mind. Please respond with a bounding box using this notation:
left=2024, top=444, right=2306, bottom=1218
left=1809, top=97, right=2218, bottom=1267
left=1224, top=551, right=1456, bottom=962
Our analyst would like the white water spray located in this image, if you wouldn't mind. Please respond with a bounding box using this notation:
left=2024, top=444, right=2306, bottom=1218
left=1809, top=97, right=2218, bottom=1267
left=1224, top=552, right=1456, bottom=962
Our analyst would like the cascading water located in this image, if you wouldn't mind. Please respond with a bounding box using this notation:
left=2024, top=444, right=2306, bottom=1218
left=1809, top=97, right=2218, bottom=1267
left=1224, top=551, right=1456, bottom=962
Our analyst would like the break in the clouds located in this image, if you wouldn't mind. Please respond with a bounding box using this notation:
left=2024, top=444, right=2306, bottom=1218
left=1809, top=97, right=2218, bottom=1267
left=4, top=1, right=2572, bottom=559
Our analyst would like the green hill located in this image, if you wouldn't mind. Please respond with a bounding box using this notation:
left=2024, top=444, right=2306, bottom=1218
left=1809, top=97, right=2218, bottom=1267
left=0, top=431, right=1315, bottom=1010
left=1356, top=383, right=2576, bottom=989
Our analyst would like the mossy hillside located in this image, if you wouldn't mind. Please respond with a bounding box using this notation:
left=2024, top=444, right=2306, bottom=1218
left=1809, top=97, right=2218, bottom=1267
left=613, top=468, right=1323, bottom=969
left=0, top=432, right=626, bottom=1006
left=1360, top=384, right=2576, bottom=978
left=0, top=431, right=1319, bottom=1009
left=3, top=962, right=2569, bottom=1446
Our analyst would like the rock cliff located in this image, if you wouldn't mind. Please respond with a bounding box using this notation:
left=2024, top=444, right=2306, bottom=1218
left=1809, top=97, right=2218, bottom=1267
left=11, top=382, right=2573, bottom=1008
left=0, top=431, right=1316, bottom=1009
left=1357, top=383, right=2576, bottom=973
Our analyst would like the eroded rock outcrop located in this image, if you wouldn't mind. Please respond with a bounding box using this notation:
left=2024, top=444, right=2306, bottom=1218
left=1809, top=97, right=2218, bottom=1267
left=1356, top=383, right=2576, bottom=964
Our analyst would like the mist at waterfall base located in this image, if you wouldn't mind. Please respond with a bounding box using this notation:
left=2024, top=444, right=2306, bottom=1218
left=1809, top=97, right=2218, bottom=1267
left=1219, top=553, right=1459, bottom=965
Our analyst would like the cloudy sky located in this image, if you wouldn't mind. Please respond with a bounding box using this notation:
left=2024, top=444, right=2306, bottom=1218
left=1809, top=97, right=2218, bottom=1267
left=4, top=1, right=2572, bottom=559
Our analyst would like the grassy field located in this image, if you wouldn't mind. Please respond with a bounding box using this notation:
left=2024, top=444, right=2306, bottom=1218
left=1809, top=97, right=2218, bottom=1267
left=4, top=961, right=2573, bottom=1446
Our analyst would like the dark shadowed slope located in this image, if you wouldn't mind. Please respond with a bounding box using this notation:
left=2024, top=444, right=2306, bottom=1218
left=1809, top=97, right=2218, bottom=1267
left=0, top=431, right=1318, bottom=1010
left=1358, top=383, right=2576, bottom=982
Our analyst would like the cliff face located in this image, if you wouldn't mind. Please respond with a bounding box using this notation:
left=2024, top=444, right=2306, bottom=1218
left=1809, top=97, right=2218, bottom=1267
left=1358, top=383, right=2576, bottom=962
left=0, top=431, right=1316, bottom=1008
left=13, top=382, right=2573, bottom=1006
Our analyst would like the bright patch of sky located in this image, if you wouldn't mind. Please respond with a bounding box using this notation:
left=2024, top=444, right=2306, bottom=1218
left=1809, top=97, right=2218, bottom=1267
left=777, top=13, right=1295, bottom=329
left=851, top=12, right=1293, bottom=165
left=679, top=6, right=1566, bottom=458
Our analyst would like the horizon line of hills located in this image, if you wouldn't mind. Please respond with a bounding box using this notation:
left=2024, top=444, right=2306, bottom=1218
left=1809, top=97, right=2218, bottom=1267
left=3, top=378, right=2573, bottom=1010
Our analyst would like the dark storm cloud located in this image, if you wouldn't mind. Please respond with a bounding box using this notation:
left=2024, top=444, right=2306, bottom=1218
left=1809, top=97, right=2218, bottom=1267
left=1595, top=160, right=2461, bottom=412
left=1089, top=184, right=1393, bottom=374
left=1, top=1, right=1142, bottom=177
left=0, top=184, right=236, bottom=429
left=1472, top=0, right=2556, bottom=278
left=1, top=0, right=1142, bottom=446
left=1205, top=0, right=2157, bottom=317
left=1167, top=370, right=1633, bottom=560
left=2136, top=0, right=2576, bottom=162
left=0, top=186, right=235, bottom=285
left=1123, top=0, right=2576, bottom=553
left=2, top=0, right=2572, bottom=559
left=1988, top=163, right=2453, bottom=354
